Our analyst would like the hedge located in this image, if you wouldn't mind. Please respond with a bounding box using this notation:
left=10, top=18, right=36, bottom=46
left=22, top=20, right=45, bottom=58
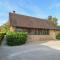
left=6, top=32, right=28, bottom=46
left=56, top=33, right=60, bottom=40
left=0, top=32, right=6, bottom=45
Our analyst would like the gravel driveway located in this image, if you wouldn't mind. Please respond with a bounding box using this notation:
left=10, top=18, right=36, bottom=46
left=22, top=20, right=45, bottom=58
left=0, top=40, right=60, bottom=60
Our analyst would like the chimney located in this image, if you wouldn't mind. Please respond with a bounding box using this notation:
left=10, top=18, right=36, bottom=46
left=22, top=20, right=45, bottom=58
left=13, top=11, right=15, bottom=14
left=13, top=11, right=15, bottom=21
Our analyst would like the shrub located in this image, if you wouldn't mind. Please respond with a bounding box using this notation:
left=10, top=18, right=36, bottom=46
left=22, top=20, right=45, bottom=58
left=0, top=32, right=6, bottom=45
left=56, top=33, right=60, bottom=40
left=6, top=32, right=28, bottom=46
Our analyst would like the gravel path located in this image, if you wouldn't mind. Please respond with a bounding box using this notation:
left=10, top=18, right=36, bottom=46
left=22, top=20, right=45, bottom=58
left=0, top=41, right=60, bottom=60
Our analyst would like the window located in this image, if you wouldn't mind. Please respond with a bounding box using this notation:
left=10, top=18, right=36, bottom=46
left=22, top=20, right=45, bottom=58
left=35, top=29, right=38, bottom=35
left=34, top=29, right=49, bottom=35
left=16, top=28, right=23, bottom=32
left=39, top=29, right=49, bottom=35
left=28, top=29, right=31, bottom=34
left=16, top=28, right=49, bottom=35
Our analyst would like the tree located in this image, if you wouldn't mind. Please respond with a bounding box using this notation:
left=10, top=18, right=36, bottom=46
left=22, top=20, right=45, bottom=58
left=0, top=26, right=1, bottom=32
left=0, top=23, right=10, bottom=32
left=53, top=17, right=57, bottom=26
left=48, top=16, right=58, bottom=26
left=57, top=25, right=60, bottom=28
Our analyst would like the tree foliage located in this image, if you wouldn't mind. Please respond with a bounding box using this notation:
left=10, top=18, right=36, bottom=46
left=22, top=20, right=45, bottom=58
left=0, top=23, right=10, bottom=32
left=48, top=16, right=58, bottom=26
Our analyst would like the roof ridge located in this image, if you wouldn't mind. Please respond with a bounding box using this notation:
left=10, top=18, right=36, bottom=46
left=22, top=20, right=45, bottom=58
left=10, top=12, right=47, bottom=21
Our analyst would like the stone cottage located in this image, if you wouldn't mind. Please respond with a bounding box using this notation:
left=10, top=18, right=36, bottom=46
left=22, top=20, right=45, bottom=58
left=9, top=11, right=60, bottom=41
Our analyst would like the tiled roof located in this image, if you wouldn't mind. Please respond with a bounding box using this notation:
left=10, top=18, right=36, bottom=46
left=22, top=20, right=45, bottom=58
left=9, top=12, right=56, bottom=29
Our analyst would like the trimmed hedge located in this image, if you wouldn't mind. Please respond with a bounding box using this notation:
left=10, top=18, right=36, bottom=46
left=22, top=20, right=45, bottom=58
left=6, top=32, right=28, bottom=46
left=56, top=33, right=60, bottom=40
left=0, top=32, right=6, bottom=45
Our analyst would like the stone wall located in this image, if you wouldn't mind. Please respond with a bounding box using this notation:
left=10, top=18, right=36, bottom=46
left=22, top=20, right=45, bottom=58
left=49, top=30, right=56, bottom=40
left=27, top=30, right=56, bottom=42
left=10, top=26, right=15, bottom=32
left=27, top=35, right=54, bottom=42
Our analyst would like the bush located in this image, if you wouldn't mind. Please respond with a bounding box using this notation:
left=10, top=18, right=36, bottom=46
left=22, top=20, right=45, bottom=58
left=0, top=32, right=6, bottom=45
left=56, top=33, right=60, bottom=40
left=6, top=32, right=28, bottom=46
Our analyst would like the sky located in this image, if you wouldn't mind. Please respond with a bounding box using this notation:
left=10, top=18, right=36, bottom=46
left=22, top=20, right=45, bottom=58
left=0, top=0, right=60, bottom=26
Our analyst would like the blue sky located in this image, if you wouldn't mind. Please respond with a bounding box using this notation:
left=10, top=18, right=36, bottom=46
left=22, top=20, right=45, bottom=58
left=0, top=0, right=60, bottom=25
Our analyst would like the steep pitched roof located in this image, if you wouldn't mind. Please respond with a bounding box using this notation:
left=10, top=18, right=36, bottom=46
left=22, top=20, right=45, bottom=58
left=9, top=12, right=56, bottom=29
